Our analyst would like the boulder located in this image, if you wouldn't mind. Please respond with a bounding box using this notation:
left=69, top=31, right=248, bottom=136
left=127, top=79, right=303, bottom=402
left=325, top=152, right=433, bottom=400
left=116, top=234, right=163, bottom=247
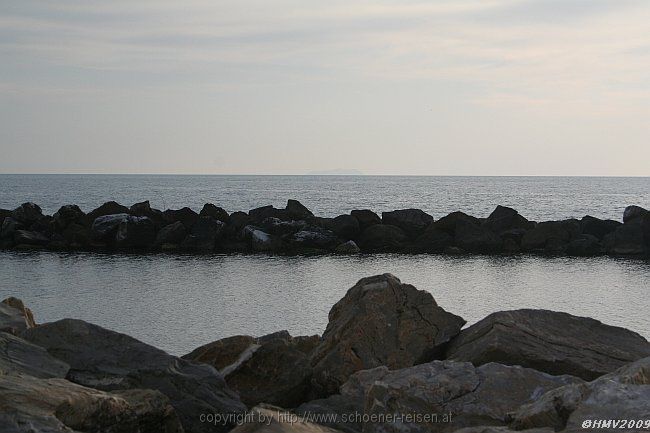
left=13, top=229, right=50, bottom=247
left=163, top=206, right=200, bottom=229
left=90, top=213, right=130, bottom=243
left=454, top=218, right=502, bottom=253
left=603, top=222, right=647, bottom=255
left=61, top=222, right=93, bottom=248
left=350, top=209, right=381, bottom=230
left=363, top=361, right=581, bottom=433
left=358, top=224, right=409, bottom=252
left=0, top=208, right=10, bottom=227
left=229, top=211, right=252, bottom=231
left=0, top=373, right=183, bottom=433
left=242, top=226, right=281, bottom=252
left=115, top=216, right=156, bottom=249
left=249, top=205, right=290, bottom=223
left=334, top=240, right=360, bottom=254
left=200, top=203, right=231, bottom=223
left=155, top=221, right=187, bottom=247
left=129, top=200, right=165, bottom=226
left=87, top=201, right=130, bottom=222
left=520, top=220, right=580, bottom=252
left=185, top=332, right=319, bottom=408
left=511, top=356, right=650, bottom=432
left=287, top=228, right=339, bottom=252
left=52, top=204, right=86, bottom=231
left=310, top=274, right=465, bottom=396
left=566, top=234, right=601, bottom=256
left=262, top=217, right=308, bottom=236
left=181, top=216, right=224, bottom=251
left=1, top=331, right=69, bottom=378
left=23, top=319, right=247, bottom=433
left=0, top=297, right=36, bottom=335
left=412, top=227, right=453, bottom=253
left=327, top=215, right=360, bottom=240
left=229, top=405, right=344, bottom=433
left=430, top=211, right=481, bottom=233
left=580, top=215, right=620, bottom=240
left=0, top=217, right=24, bottom=246
left=381, top=209, right=433, bottom=237
left=11, top=202, right=43, bottom=225
left=623, top=205, right=649, bottom=223
left=286, top=199, right=314, bottom=220
left=446, top=309, right=650, bottom=380
left=482, top=205, right=534, bottom=234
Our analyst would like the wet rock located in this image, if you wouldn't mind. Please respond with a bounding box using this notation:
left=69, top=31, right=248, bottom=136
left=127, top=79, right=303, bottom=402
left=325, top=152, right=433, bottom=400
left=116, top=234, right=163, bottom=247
left=87, top=201, right=130, bottom=222
left=115, top=216, right=156, bottom=249
left=0, top=373, right=183, bottom=433
left=1, top=297, right=36, bottom=336
left=0, top=331, right=69, bottom=378
left=230, top=405, right=344, bottom=433
left=23, top=318, right=247, bottom=433
left=446, top=309, right=650, bottom=380
left=381, top=209, right=433, bottom=237
left=350, top=209, right=381, bottom=230
left=511, top=356, right=650, bottom=432
left=181, top=216, right=224, bottom=251
left=11, top=202, right=43, bottom=225
left=454, top=218, right=502, bottom=253
left=200, top=203, right=230, bottom=223
left=363, top=361, right=581, bottom=433
left=328, top=215, right=360, bottom=240
left=310, top=274, right=465, bottom=396
left=580, top=215, right=620, bottom=240
left=482, top=205, right=534, bottom=234
left=286, top=199, right=314, bottom=220
left=53, top=204, right=86, bottom=231
left=163, top=206, right=200, bottom=229
left=13, top=229, right=50, bottom=247
left=358, top=224, right=409, bottom=252
left=566, top=234, right=601, bottom=256
left=335, top=240, right=360, bottom=254
left=91, top=213, right=130, bottom=243
left=623, top=205, right=649, bottom=223
left=155, top=221, right=187, bottom=247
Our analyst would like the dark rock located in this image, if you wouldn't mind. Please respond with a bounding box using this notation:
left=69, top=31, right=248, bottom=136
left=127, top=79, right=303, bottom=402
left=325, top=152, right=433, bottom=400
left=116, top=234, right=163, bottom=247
left=0, top=331, right=69, bottom=378
left=521, top=220, right=580, bottom=251
left=358, top=224, right=409, bottom=252
left=334, top=240, right=360, bottom=254
left=13, top=230, right=50, bottom=247
left=29, top=215, right=55, bottom=237
left=129, top=200, right=165, bottom=227
left=262, top=217, right=308, bottom=236
left=350, top=209, right=381, bottom=230
left=183, top=335, right=258, bottom=371
left=1, top=297, right=36, bottom=335
left=511, top=356, right=650, bottom=432
left=580, top=215, right=621, bottom=240
left=115, top=216, right=156, bottom=249
left=200, top=203, right=230, bottom=223
left=181, top=216, right=224, bottom=251
left=155, top=221, right=187, bottom=247
left=446, top=309, right=650, bottom=380
left=0, top=208, right=10, bottom=228
left=53, top=204, right=86, bottom=231
left=381, top=209, right=433, bottom=237
left=483, top=205, right=534, bottom=233
left=249, top=205, right=290, bottom=223
left=454, top=218, right=502, bottom=253
left=229, top=211, right=252, bottom=231
left=310, top=274, right=465, bottom=396
left=229, top=406, right=343, bottom=433
left=0, top=373, right=183, bottom=433
left=430, top=211, right=481, bottom=233
left=363, top=361, right=581, bottom=433
left=87, top=201, right=130, bottom=222
left=91, top=213, right=130, bottom=242
left=23, top=319, right=246, bottom=433
left=11, top=202, right=43, bottom=224
left=242, top=226, right=282, bottom=252
left=623, top=205, right=649, bottom=223
left=412, top=227, right=453, bottom=253
left=327, top=215, right=360, bottom=240
left=603, top=222, right=647, bottom=255
left=286, top=227, right=339, bottom=252
left=163, top=207, right=200, bottom=229
left=0, top=217, right=23, bottom=247
left=566, top=234, right=601, bottom=256
left=62, top=222, right=93, bottom=248
left=286, top=199, right=314, bottom=220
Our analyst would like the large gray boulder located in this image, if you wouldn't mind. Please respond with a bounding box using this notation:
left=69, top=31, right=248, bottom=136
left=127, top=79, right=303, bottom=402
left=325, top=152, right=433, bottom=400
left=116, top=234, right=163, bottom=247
left=446, top=309, right=650, bottom=380
left=381, top=209, right=433, bottom=237
left=0, top=297, right=36, bottom=335
left=511, top=356, right=650, bottom=432
left=363, top=361, right=581, bottom=433
left=91, top=213, right=130, bottom=242
left=0, top=331, right=69, bottom=379
left=23, top=318, right=246, bottom=433
left=310, top=274, right=465, bottom=396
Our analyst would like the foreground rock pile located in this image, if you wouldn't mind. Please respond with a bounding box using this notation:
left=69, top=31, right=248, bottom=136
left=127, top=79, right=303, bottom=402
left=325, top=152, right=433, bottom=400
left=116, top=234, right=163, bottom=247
left=2, top=274, right=650, bottom=432
left=1, top=201, right=649, bottom=257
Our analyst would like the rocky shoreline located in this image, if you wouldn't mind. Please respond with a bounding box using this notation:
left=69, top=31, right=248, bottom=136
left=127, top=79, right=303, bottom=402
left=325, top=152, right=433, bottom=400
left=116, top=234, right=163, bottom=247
left=2, top=274, right=650, bottom=432
left=1, top=200, right=649, bottom=257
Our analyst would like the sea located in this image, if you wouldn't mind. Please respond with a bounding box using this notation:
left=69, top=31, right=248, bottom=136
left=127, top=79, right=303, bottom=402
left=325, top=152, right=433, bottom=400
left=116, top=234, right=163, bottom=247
left=1, top=174, right=649, bottom=355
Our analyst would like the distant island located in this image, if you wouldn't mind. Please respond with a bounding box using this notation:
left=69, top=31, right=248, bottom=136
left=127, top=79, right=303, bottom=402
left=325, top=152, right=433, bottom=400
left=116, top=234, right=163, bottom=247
left=306, top=169, right=364, bottom=175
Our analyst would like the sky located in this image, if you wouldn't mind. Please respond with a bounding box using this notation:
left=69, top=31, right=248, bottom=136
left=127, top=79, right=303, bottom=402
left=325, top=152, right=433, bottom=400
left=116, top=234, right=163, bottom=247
left=0, top=0, right=649, bottom=176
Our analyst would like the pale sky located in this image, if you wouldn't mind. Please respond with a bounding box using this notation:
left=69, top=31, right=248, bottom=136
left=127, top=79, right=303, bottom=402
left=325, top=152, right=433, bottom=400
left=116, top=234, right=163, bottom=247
left=1, top=0, right=649, bottom=175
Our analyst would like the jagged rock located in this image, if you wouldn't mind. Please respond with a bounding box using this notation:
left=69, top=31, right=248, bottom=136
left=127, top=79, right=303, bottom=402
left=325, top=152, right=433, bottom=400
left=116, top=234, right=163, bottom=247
left=521, top=220, right=580, bottom=251
left=0, top=373, right=183, bottom=433
left=52, top=204, right=86, bottom=231
left=23, top=319, right=246, bottom=433
left=446, top=309, right=650, bottom=380
left=155, top=221, right=187, bottom=247
left=580, top=215, right=620, bottom=240
left=350, top=209, right=381, bottom=230
left=286, top=199, right=314, bottom=220
left=0, top=297, right=36, bottom=335
left=11, top=202, right=43, bottom=225
left=186, top=332, right=320, bottom=408
left=381, top=209, right=433, bottom=237
left=13, top=230, right=49, bottom=247
left=363, top=361, right=581, bottom=433
left=91, top=213, right=130, bottom=243
left=482, top=205, right=534, bottom=233
left=181, top=216, right=224, bottom=251
left=566, top=234, right=601, bottom=256
left=327, top=215, right=360, bottom=240
left=0, top=331, right=69, bottom=378
left=358, top=224, right=408, bottom=252
left=115, top=216, right=156, bottom=249
left=334, top=240, right=360, bottom=254
left=511, top=356, right=650, bottom=432
left=200, top=203, right=230, bottom=223
left=87, top=201, right=130, bottom=222
left=163, top=207, right=200, bottom=229
left=310, top=274, right=465, bottom=396
left=623, top=205, right=649, bottom=223
left=454, top=218, right=502, bottom=253
left=230, top=405, right=344, bottom=433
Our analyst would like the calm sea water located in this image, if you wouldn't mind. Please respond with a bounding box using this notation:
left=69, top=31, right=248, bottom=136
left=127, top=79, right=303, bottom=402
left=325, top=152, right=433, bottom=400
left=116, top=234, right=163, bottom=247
left=0, top=175, right=649, bottom=356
